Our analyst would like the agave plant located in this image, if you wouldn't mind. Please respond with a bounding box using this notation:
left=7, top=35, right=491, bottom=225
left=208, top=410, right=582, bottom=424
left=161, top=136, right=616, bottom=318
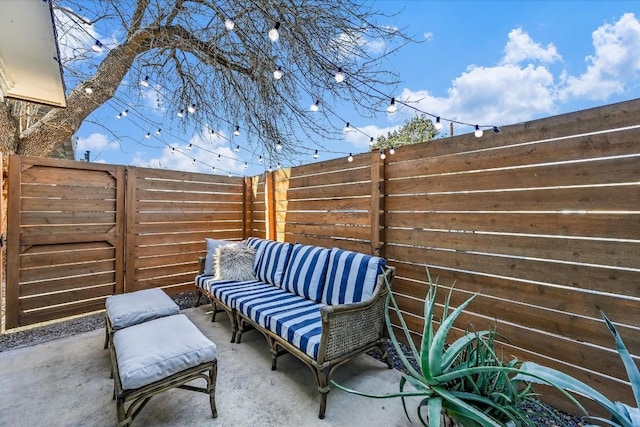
left=514, top=311, right=640, bottom=427
left=333, top=268, right=541, bottom=427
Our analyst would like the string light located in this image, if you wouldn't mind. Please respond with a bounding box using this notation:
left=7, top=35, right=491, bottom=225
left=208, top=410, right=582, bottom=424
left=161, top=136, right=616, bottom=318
left=493, top=126, right=501, bottom=133
left=276, top=141, right=283, bottom=151
left=369, top=137, right=374, bottom=147
left=387, top=97, right=397, bottom=114
left=155, top=128, right=161, bottom=135
left=177, top=109, right=184, bottom=118
left=268, top=22, right=280, bottom=42
left=193, top=158, right=196, bottom=163
left=217, top=154, right=221, bottom=161
left=187, top=104, right=196, bottom=114
left=435, top=117, right=443, bottom=131
left=116, top=113, right=121, bottom=119
left=343, top=122, right=352, bottom=133
left=235, top=145, right=240, bottom=152
left=170, top=147, right=175, bottom=154
left=224, top=18, right=235, bottom=31
left=313, top=150, right=319, bottom=159
left=380, top=150, right=386, bottom=160
left=145, top=132, right=150, bottom=139
left=310, top=100, right=320, bottom=112
left=140, top=76, right=149, bottom=87
left=474, top=125, right=483, bottom=138
left=121, top=109, right=128, bottom=117
left=273, top=67, right=283, bottom=80
left=85, top=87, right=93, bottom=94
left=187, top=143, right=192, bottom=150
left=234, top=126, right=240, bottom=136
left=347, top=153, right=353, bottom=162
left=334, top=68, right=345, bottom=83
left=259, top=156, right=264, bottom=163
left=91, top=39, right=103, bottom=53
left=243, top=162, right=248, bottom=169
left=277, top=163, right=282, bottom=170
left=389, top=147, right=395, bottom=155
left=212, top=166, right=216, bottom=172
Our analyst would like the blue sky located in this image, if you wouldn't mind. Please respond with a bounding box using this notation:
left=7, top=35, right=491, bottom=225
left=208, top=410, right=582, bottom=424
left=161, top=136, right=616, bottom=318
left=69, top=1, right=640, bottom=176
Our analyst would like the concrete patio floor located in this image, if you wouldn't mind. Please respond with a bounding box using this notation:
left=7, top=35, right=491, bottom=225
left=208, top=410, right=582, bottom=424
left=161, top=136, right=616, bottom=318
left=0, top=305, right=416, bottom=427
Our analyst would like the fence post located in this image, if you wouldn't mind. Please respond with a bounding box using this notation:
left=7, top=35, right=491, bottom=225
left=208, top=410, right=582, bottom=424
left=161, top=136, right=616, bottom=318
left=371, top=151, right=385, bottom=257
left=5, top=155, right=21, bottom=328
left=243, top=176, right=253, bottom=239
left=265, top=171, right=276, bottom=240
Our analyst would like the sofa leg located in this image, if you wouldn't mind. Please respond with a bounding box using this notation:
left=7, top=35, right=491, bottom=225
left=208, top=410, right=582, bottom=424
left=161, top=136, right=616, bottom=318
left=317, top=369, right=330, bottom=419
left=194, top=289, right=203, bottom=307
left=210, top=301, right=217, bottom=322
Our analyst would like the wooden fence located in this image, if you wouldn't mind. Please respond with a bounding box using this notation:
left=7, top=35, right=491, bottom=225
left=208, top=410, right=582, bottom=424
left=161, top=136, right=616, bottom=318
left=2, top=98, right=638, bottom=414
left=5, top=160, right=246, bottom=327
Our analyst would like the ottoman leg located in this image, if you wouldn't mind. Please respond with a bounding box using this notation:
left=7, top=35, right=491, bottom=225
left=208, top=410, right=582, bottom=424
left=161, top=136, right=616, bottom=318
left=209, top=362, right=218, bottom=418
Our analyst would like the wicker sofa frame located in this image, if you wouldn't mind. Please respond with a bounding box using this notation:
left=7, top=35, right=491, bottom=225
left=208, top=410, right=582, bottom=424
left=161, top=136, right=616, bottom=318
left=195, top=255, right=395, bottom=419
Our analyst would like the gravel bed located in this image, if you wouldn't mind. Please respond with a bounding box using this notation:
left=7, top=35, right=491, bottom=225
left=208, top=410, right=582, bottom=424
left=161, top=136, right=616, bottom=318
left=0, top=292, right=585, bottom=426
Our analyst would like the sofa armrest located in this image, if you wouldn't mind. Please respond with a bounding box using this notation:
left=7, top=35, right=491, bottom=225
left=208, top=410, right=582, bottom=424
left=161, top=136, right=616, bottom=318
left=317, top=266, right=395, bottom=365
left=198, top=256, right=206, bottom=275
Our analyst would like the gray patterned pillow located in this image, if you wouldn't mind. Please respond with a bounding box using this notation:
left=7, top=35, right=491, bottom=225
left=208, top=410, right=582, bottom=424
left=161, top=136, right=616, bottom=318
left=215, top=244, right=257, bottom=281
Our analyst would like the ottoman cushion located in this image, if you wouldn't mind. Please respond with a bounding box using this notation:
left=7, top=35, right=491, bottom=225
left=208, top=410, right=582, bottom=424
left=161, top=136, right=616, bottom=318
left=114, top=314, right=217, bottom=390
left=106, top=288, right=179, bottom=330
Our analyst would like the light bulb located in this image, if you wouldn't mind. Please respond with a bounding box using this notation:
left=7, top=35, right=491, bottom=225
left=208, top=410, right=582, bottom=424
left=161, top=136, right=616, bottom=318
left=310, top=100, right=319, bottom=112
left=145, top=133, right=150, bottom=139
left=140, top=76, right=149, bottom=87
left=369, top=137, right=374, bottom=147
left=474, top=125, right=483, bottom=138
left=217, top=154, right=221, bottom=161
left=243, top=162, right=248, bottom=169
left=387, top=98, right=397, bottom=114
left=122, top=109, right=128, bottom=117
left=235, top=145, right=240, bottom=152
left=380, top=150, right=386, bottom=160
left=347, top=153, right=353, bottom=162
left=116, top=113, right=121, bottom=119
left=313, top=150, right=319, bottom=159
left=268, top=22, right=280, bottom=42
left=228, top=172, right=232, bottom=177
left=177, top=109, right=184, bottom=118
left=276, top=142, right=283, bottom=151
left=155, top=129, right=161, bottom=135
left=212, top=166, right=216, bottom=172
left=335, top=68, right=344, bottom=83
left=193, top=158, right=196, bottom=163
left=434, top=117, right=443, bottom=131
left=493, top=126, right=501, bottom=133
left=224, top=18, right=235, bottom=31
left=85, top=87, right=93, bottom=94
left=259, top=156, right=264, bottom=163
left=171, top=147, right=175, bottom=154
left=187, top=143, right=192, bottom=150
left=343, top=122, right=351, bottom=133
left=187, top=104, right=196, bottom=114
left=389, top=148, right=395, bottom=155
left=273, top=67, right=283, bottom=80
left=234, top=126, right=240, bottom=136
left=277, top=163, right=282, bottom=170
left=91, top=40, right=103, bottom=53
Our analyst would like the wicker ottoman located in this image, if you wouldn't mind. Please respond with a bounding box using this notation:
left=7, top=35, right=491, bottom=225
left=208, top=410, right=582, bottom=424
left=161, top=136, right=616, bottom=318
left=104, top=288, right=179, bottom=349
left=110, top=314, right=218, bottom=426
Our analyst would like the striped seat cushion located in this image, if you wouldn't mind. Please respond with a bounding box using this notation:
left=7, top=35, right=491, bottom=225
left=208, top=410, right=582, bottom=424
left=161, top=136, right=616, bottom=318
left=211, top=280, right=270, bottom=308
left=281, top=244, right=330, bottom=302
left=321, top=248, right=386, bottom=305
left=236, top=285, right=314, bottom=329
left=254, top=240, right=293, bottom=287
left=267, top=301, right=323, bottom=360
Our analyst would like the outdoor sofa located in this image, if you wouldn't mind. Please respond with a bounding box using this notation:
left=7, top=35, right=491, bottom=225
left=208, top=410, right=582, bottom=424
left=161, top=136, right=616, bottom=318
left=194, top=237, right=395, bottom=419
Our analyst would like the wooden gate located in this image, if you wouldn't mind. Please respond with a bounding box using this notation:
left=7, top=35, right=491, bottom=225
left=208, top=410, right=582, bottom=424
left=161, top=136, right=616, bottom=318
left=5, top=156, right=125, bottom=328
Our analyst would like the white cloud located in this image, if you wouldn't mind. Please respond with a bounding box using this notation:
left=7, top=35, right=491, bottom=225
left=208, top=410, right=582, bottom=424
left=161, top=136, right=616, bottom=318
left=76, top=133, right=117, bottom=152
left=134, top=128, right=245, bottom=175
left=343, top=124, right=402, bottom=148
left=141, top=84, right=166, bottom=113
left=501, top=28, right=562, bottom=65
left=559, top=13, right=640, bottom=101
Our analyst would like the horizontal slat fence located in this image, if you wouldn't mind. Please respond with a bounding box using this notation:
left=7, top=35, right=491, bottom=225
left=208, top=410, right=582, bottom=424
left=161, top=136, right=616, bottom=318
left=384, top=99, right=640, bottom=413
left=125, top=167, right=245, bottom=294
left=6, top=156, right=125, bottom=327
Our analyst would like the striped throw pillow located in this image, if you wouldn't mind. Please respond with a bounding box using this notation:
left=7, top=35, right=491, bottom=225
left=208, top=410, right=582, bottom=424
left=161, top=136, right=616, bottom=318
left=321, top=248, right=386, bottom=305
left=282, top=244, right=330, bottom=302
left=254, top=240, right=293, bottom=287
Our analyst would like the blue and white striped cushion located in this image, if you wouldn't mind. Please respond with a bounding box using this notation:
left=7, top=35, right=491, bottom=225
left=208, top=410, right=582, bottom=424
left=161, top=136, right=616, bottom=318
left=237, top=288, right=314, bottom=328
left=321, top=248, right=386, bottom=305
left=281, top=244, right=330, bottom=302
left=254, top=241, right=293, bottom=287
left=267, top=301, right=323, bottom=359
left=208, top=280, right=264, bottom=307
left=245, top=237, right=268, bottom=272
